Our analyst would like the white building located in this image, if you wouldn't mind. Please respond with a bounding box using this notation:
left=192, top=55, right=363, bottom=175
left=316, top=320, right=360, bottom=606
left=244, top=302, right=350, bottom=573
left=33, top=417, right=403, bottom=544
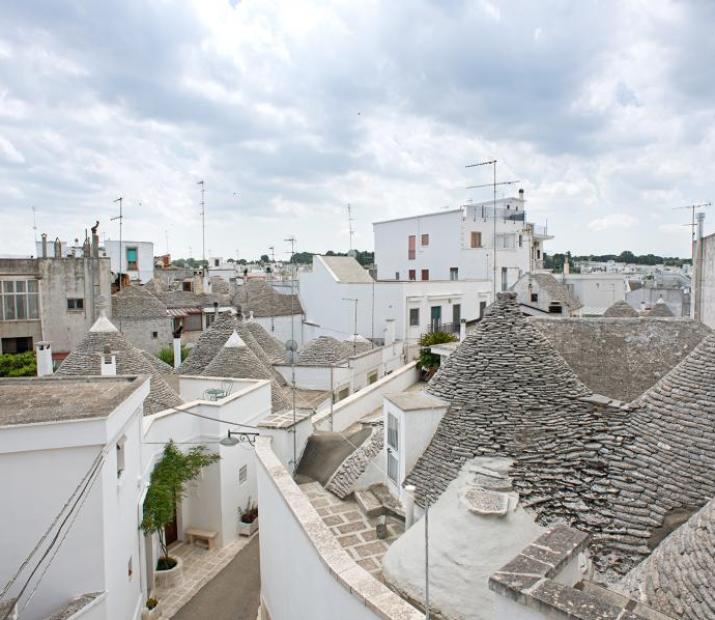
left=299, top=255, right=491, bottom=351
left=104, top=240, right=154, bottom=284
left=372, top=192, right=551, bottom=291
left=561, top=273, right=628, bottom=315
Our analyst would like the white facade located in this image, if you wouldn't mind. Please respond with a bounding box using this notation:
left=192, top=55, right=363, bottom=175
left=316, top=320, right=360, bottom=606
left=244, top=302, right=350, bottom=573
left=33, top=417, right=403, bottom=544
left=299, top=255, right=491, bottom=349
left=561, top=273, right=628, bottom=315
left=372, top=195, right=551, bottom=291
left=103, top=240, right=154, bottom=284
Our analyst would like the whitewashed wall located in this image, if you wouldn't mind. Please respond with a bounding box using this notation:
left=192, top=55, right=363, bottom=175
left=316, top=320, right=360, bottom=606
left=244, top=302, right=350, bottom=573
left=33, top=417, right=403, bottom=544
left=255, top=439, right=422, bottom=620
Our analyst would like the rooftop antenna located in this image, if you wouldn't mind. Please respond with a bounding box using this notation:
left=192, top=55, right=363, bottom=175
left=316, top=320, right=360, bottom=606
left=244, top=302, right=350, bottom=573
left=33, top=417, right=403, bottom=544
left=347, top=203, right=355, bottom=252
left=285, top=235, right=297, bottom=474
left=111, top=197, right=123, bottom=293
left=198, top=179, right=206, bottom=270
left=466, top=160, right=497, bottom=299
left=31, top=206, right=38, bottom=245
left=673, top=202, right=712, bottom=263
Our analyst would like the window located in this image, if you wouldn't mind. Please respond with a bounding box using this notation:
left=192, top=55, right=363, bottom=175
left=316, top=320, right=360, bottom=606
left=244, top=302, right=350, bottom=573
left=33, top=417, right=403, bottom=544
left=449, top=267, right=458, bottom=281
left=409, top=308, right=420, bottom=327
left=116, top=436, right=126, bottom=478
left=1, top=280, right=39, bottom=321
left=239, top=465, right=248, bottom=485
left=126, top=247, right=138, bottom=271
left=182, top=281, right=193, bottom=292
left=421, top=269, right=429, bottom=281
left=531, top=293, right=539, bottom=303
left=1, top=337, right=33, bottom=353
left=470, top=232, right=482, bottom=248
left=479, top=301, right=487, bottom=318
left=368, top=370, right=378, bottom=385
left=549, top=303, right=563, bottom=314
left=184, top=313, right=203, bottom=332
left=421, top=234, right=429, bottom=246
left=336, top=386, right=350, bottom=402
left=501, top=267, right=508, bottom=291
left=387, top=451, right=398, bottom=483
left=387, top=413, right=399, bottom=450
left=206, top=312, right=217, bottom=328
left=151, top=331, right=158, bottom=339
left=214, top=259, right=220, bottom=267
left=519, top=234, right=523, bottom=248
left=452, top=304, right=461, bottom=325
left=408, top=269, right=416, bottom=281
left=67, top=298, right=84, bottom=311
left=408, top=235, right=416, bottom=260
left=395, top=272, right=400, bottom=280
left=537, top=249, right=541, bottom=259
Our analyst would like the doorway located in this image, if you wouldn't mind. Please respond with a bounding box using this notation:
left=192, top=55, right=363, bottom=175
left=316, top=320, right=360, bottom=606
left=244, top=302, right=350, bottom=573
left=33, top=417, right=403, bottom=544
left=430, top=305, right=441, bottom=332
left=164, top=506, right=178, bottom=546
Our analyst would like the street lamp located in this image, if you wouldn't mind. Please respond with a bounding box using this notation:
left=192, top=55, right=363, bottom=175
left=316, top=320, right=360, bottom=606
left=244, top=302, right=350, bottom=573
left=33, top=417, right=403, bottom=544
left=219, top=429, right=259, bottom=447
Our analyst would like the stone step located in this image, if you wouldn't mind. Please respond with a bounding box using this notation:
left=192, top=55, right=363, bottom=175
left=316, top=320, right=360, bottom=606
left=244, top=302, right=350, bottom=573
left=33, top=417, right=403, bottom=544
left=354, top=489, right=383, bottom=518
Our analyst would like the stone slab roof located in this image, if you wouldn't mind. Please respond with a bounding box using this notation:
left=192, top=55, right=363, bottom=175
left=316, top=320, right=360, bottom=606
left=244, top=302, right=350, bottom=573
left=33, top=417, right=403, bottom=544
left=603, top=299, right=639, bottom=317
left=233, top=280, right=303, bottom=317
left=384, top=391, right=448, bottom=411
left=519, top=272, right=583, bottom=310
left=0, top=376, right=146, bottom=426
left=319, top=255, right=374, bottom=283
left=111, top=284, right=167, bottom=319
left=405, top=291, right=715, bottom=578
left=647, top=301, right=674, bottom=317
left=531, top=316, right=710, bottom=401
left=56, top=317, right=182, bottom=415
left=617, top=495, right=715, bottom=620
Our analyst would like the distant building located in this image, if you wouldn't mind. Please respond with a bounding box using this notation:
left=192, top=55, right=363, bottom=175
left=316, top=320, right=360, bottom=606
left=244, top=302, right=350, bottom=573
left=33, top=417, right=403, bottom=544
left=510, top=272, right=583, bottom=316
left=560, top=272, right=628, bottom=315
left=103, top=239, right=154, bottom=284
left=111, top=285, right=173, bottom=354
left=372, top=191, right=551, bottom=291
left=0, top=244, right=112, bottom=358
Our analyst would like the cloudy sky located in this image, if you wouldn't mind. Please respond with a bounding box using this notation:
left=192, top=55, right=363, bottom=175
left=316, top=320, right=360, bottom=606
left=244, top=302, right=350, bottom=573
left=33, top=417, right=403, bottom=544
left=0, top=0, right=713, bottom=260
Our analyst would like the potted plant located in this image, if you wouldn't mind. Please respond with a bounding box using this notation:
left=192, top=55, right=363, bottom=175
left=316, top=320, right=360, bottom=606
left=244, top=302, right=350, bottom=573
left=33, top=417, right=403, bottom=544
left=239, top=499, right=259, bottom=536
left=418, top=331, right=458, bottom=380
left=141, top=597, right=161, bottom=620
left=141, top=441, right=220, bottom=587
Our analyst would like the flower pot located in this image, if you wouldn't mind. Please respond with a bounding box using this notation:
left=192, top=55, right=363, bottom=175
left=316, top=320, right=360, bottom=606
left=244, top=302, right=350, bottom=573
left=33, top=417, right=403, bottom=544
left=141, top=606, right=162, bottom=620
left=239, top=519, right=258, bottom=537
left=153, top=556, right=183, bottom=589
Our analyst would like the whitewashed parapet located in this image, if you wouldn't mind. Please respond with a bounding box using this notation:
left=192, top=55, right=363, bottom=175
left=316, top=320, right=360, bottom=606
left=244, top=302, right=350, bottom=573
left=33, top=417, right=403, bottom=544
left=255, top=437, right=423, bottom=620
left=313, top=361, right=419, bottom=432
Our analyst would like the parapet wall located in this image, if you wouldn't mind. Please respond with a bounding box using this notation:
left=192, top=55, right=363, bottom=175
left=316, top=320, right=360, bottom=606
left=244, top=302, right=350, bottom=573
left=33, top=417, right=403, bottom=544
left=255, top=438, right=423, bottom=620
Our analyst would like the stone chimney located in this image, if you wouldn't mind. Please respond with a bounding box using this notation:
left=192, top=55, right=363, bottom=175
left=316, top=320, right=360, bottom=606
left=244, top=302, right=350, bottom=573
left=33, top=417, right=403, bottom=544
left=41, top=233, right=48, bottom=258
left=91, top=221, right=100, bottom=258
left=384, top=318, right=396, bottom=346
left=100, top=344, right=117, bottom=376
left=35, top=342, right=53, bottom=377
left=53, top=237, right=62, bottom=259
left=82, top=231, right=91, bottom=258
left=459, top=318, right=467, bottom=341
left=173, top=336, right=182, bottom=370
left=519, top=188, right=525, bottom=203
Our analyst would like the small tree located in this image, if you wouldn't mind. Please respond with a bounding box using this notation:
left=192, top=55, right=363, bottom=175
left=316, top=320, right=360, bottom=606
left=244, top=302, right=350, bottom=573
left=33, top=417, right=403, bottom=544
left=141, top=441, right=220, bottom=568
left=157, top=345, right=188, bottom=367
left=418, top=331, right=458, bottom=374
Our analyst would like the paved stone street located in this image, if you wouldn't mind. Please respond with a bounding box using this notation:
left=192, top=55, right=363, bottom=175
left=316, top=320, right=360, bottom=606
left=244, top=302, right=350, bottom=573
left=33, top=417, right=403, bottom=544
left=173, top=535, right=261, bottom=620
left=300, top=481, right=404, bottom=579
left=153, top=533, right=254, bottom=618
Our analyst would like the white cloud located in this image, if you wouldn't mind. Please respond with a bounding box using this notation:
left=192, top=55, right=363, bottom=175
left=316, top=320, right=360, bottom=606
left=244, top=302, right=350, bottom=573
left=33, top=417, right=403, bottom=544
left=0, top=135, right=24, bottom=164
left=588, top=214, right=638, bottom=232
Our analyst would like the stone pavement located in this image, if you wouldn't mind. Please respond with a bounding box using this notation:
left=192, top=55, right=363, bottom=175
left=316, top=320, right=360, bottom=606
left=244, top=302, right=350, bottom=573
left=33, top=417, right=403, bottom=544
left=153, top=533, right=253, bottom=618
left=300, top=481, right=404, bottom=580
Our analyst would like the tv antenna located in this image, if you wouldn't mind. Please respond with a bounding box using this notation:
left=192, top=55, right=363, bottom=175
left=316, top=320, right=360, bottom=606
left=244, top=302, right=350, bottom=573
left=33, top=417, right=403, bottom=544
left=347, top=203, right=355, bottom=251
left=111, top=197, right=123, bottom=293
left=197, top=179, right=206, bottom=269
left=673, top=202, right=712, bottom=261
left=284, top=235, right=298, bottom=473
left=466, top=160, right=498, bottom=299
left=31, top=206, right=38, bottom=244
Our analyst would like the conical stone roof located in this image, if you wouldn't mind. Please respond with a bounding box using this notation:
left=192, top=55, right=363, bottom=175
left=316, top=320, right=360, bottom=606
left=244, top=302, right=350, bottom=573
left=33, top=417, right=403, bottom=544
left=617, top=495, right=715, bottom=620
left=202, top=332, right=291, bottom=412
left=245, top=321, right=288, bottom=364
left=56, top=316, right=183, bottom=416
left=647, top=301, right=674, bottom=317
left=603, top=300, right=638, bottom=317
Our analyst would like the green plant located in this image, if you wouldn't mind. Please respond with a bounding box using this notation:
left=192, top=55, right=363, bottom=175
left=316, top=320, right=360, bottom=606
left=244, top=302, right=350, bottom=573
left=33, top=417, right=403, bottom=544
left=146, top=598, right=158, bottom=610
left=418, top=331, right=458, bottom=371
left=156, top=345, right=188, bottom=367
left=141, top=441, right=220, bottom=568
left=0, top=352, right=37, bottom=377
left=240, top=499, right=258, bottom=524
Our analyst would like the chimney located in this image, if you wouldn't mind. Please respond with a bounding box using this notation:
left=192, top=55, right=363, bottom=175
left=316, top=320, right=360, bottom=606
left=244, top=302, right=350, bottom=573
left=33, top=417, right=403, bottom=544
left=563, top=258, right=570, bottom=276
left=402, top=485, right=416, bottom=529
left=213, top=301, right=219, bottom=319
left=459, top=318, right=467, bottom=341
left=82, top=230, right=91, bottom=258
left=384, top=318, right=396, bottom=346
left=91, top=221, right=99, bottom=258
left=248, top=310, right=255, bottom=322
left=41, top=233, right=48, bottom=258
left=173, top=336, right=182, bottom=370
left=519, top=188, right=525, bottom=202
left=100, top=345, right=117, bottom=376
left=35, top=342, right=53, bottom=376
left=53, top=237, right=62, bottom=259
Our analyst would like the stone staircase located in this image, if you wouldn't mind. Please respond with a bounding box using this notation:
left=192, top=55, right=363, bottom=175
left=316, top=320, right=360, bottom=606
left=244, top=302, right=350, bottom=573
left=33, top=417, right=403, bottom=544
left=354, top=483, right=405, bottom=522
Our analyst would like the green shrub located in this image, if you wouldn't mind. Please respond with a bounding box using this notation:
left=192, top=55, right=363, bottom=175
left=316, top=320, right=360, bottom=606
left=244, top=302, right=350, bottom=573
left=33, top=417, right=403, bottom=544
left=418, top=331, right=458, bottom=371
left=157, top=345, right=188, bottom=367
left=0, top=352, right=37, bottom=377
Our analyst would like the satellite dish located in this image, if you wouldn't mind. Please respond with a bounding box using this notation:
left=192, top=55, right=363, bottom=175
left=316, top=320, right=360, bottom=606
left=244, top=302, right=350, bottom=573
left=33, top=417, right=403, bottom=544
left=285, top=339, right=298, bottom=353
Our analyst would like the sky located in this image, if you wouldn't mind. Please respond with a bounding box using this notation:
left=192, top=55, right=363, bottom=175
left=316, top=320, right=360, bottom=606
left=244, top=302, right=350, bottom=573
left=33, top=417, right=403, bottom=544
left=0, top=0, right=713, bottom=260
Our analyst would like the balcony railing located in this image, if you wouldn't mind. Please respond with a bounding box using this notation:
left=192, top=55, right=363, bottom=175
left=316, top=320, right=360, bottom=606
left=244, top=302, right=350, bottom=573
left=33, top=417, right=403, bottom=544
left=428, top=321, right=460, bottom=335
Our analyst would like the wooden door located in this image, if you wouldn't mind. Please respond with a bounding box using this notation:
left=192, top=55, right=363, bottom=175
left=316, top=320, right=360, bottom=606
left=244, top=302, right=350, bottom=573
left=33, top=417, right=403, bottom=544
left=164, top=507, right=178, bottom=546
